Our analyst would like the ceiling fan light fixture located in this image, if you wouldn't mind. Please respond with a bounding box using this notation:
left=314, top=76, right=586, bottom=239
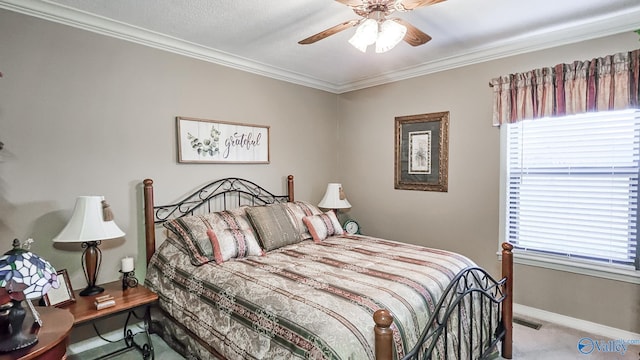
left=298, top=0, right=435, bottom=51
left=348, top=18, right=378, bottom=52
left=348, top=35, right=369, bottom=52
left=375, top=19, right=407, bottom=53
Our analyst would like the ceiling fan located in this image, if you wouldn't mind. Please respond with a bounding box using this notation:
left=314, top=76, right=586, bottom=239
left=299, top=0, right=446, bottom=53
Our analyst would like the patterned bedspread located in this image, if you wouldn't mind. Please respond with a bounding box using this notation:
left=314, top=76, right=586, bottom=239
left=145, top=234, right=477, bottom=360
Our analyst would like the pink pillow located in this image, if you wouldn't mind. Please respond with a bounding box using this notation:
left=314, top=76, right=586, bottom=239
left=164, top=209, right=262, bottom=265
left=302, top=211, right=344, bottom=242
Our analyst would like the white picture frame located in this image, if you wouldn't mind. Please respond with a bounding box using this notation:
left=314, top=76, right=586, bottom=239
left=177, top=116, right=270, bottom=164
left=43, top=269, right=75, bottom=307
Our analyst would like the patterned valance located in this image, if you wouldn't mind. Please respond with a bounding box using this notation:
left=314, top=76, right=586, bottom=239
left=491, top=49, right=640, bottom=125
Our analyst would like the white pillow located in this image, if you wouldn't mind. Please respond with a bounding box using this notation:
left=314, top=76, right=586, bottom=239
left=302, top=211, right=344, bottom=242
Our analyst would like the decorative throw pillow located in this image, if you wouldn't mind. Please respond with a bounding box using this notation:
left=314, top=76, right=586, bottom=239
left=302, top=211, right=344, bottom=242
left=246, top=204, right=301, bottom=251
left=163, top=210, right=263, bottom=265
left=282, top=201, right=323, bottom=240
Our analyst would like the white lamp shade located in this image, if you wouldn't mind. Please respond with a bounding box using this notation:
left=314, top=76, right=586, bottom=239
left=52, top=196, right=125, bottom=243
left=318, top=183, right=352, bottom=210
left=348, top=18, right=378, bottom=52
left=376, top=19, right=407, bottom=53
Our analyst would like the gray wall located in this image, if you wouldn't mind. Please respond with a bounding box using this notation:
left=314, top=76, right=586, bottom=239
left=1, top=7, right=638, bottom=336
left=0, top=9, right=339, bottom=289
left=338, top=32, right=640, bottom=333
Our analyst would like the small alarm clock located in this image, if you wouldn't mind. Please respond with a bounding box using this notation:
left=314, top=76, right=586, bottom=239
left=343, top=219, right=361, bottom=235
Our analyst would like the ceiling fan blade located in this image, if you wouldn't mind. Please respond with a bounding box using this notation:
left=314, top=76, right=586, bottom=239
left=394, top=19, right=432, bottom=46
left=399, top=0, right=446, bottom=10
left=334, top=0, right=363, bottom=7
left=298, top=20, right=360, bottom=45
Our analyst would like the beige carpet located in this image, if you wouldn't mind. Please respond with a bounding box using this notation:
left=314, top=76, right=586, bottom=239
left=510, top=316, right=640, bottom=359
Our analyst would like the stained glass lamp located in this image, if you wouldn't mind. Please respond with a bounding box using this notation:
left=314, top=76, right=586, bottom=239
left=0, top=239, right=59, bottom=352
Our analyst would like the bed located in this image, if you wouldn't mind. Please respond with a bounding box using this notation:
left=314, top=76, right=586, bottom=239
left=142, top=175, right=513, bottom=360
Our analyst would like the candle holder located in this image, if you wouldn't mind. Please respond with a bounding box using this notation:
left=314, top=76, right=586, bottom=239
left=119, top=270, right=138, bottom=291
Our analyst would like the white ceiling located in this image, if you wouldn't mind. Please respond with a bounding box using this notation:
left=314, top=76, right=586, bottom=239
left=2, top=0, right=640, bottom=93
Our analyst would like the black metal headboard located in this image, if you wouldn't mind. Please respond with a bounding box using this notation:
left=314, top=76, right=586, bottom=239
left=152, top=177, right=291, bottom=225
left=143, top=175, right=294, bottom=264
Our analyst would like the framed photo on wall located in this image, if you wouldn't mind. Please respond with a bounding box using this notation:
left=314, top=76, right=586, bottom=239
left=43, top=269, right=75, bottom=307
left=176, top=116, right=270, bottom=164
left=395, top=111, right=449, bottom=192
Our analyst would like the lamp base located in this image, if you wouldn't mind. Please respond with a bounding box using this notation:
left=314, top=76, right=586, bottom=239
left=0, top=300, right=37, bottom=353
left=79, top=285, right=104, bottom=297
left=0, top=333, right=37, bottom=353
left=80, top=241, right=104, bottom=297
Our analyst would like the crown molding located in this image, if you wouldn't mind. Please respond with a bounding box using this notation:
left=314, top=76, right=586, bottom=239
left=0, top=0, right=339, bottom=93
left=338, top=5, right=640, bottom=93
left=2, top=0, right=639, bottom=94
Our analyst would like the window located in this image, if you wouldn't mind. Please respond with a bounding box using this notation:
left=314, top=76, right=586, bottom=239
left=501, top=109, right=639, bottom=281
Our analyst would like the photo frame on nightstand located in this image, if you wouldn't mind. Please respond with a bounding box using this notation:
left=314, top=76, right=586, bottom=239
left=44, top=269, right=75, bottom=307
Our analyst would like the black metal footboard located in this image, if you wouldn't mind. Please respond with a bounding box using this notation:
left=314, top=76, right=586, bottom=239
left=401, top=267, right=507, bottom=360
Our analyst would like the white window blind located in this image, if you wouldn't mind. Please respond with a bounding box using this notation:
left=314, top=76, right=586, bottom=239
left=505, top=109, right=639, bottom=268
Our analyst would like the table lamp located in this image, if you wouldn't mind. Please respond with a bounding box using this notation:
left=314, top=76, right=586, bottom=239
left=0, top=238, right=60, bottom=352
left=52, top=196, right=125, bottom=296
left=318, top=183, right=351, bottom=213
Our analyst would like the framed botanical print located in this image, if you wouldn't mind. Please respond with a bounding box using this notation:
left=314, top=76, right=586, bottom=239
left=395, top=111, right=449, bottom=192
left=176, top=116, right=270, bottom=164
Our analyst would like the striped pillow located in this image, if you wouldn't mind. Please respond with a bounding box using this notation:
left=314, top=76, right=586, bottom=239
left=282, top=201, right=323, bottom=240
left=163, top=209, right=263, bottom=265
left=246, top=204, right=301, bottom=251
left=302, top=211, right=344, bottom=242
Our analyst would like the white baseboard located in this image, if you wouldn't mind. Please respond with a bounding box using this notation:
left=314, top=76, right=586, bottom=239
left=514, top=303, right=640, bottom=340
left=67, top=321, right=144, bottom=355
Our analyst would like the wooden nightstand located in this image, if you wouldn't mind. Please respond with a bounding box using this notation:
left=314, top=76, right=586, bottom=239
left=62, top=281, right=158, bottom=359
left=0, top=306, right=74, bottom=360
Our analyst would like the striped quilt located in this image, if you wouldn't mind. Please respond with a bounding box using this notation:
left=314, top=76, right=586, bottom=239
left=145, top=234, right=477, bottom=360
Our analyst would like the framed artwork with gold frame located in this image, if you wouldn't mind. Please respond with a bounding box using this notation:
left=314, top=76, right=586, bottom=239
left=395, top=111, right=449, bottom=192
